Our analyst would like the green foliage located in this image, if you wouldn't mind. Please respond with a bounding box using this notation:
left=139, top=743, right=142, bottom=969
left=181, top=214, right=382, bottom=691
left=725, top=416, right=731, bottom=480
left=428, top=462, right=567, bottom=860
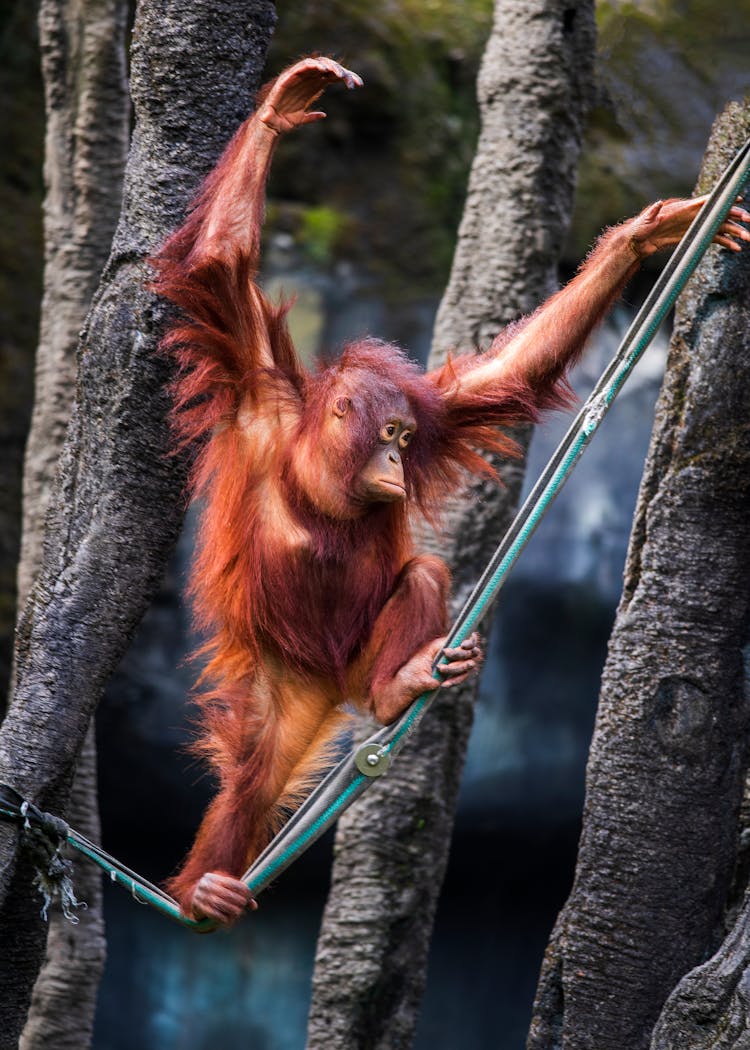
left=265, top=0, right=492, bottom=296
left=266, top=0, right=750, bottom=286
left=569, top=0, right=750, bottom=259
left=299, top=205, right=350, bottom=264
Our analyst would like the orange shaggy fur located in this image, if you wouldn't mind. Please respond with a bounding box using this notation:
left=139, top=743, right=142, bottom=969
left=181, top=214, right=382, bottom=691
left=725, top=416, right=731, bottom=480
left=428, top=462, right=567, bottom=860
left=150, top=60, right=633, bottom=911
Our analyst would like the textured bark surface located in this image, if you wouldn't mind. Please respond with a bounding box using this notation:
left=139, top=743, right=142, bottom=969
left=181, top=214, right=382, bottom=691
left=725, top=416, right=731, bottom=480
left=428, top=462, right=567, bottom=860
left=652, top=874, right=750, bottom=1049
left=0, top=3, right=276, bottom=1046
left=528, top=101, right=750, bottom=1050
left=307, top=3, right=596, bottom=1047
left=17, top=3, right=129, bottom=1046
left=20, top=727, right=104, bottom=1050
left=0, top=2, right=43, bottom=706
left=17, top=0, right=129, bottom=608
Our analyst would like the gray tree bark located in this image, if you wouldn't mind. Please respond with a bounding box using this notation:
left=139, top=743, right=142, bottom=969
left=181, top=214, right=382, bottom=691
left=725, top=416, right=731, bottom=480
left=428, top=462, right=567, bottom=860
left=0, top=2, right=43, bottom=705
left=307, top=3, right=596, bottom=1047
left=16, top=3, right=129, bottom=1047
left=20, top=730, right=104, bottom=1050
left=0, top=2, right=276, bottom=1046
left=528, top=100, right=750, bottom=1050
left=17, top=0, right=129, bottom=608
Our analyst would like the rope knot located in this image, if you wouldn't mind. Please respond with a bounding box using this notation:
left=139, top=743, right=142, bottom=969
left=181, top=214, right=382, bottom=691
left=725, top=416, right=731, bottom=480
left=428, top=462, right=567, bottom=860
left=1, top=785, right=86, bottom=924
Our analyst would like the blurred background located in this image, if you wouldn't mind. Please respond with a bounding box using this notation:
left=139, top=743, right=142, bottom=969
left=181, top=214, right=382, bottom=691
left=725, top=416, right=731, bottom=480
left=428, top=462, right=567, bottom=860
left=1, top=1, right=750, bottom=1046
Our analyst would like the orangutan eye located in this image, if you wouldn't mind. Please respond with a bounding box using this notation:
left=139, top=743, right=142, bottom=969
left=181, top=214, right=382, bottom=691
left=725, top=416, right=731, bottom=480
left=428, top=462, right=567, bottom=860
left=398, top=430, right=413, bottom=450
left=379, top=423, right=397, bottom=442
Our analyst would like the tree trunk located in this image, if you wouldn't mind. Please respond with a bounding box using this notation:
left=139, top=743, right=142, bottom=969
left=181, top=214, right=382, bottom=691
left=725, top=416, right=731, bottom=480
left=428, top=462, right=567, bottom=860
left=528, top=100, right=750, bottom=1050
left=307, top=3, right=596, bottom=1047
left=0, top=2, right=43, bottom=706
left=17, top=0, right=129, bottom=608
left=0, top=2, right=276, bottom=1046
left=16, top=2, right=129, bottom=1046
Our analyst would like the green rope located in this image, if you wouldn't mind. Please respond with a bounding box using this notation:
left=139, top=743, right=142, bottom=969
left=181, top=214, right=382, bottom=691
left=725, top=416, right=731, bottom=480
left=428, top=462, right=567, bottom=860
left=246, top=775, right=367, bottom=894
left=2, top=139, right=747, bottom=930
left=241, top=137, right=750, bottom=894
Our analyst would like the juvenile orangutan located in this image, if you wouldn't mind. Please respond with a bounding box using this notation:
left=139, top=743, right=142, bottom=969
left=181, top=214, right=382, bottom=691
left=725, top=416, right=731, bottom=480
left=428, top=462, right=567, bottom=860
left=152, top=57, right=750, bottom=924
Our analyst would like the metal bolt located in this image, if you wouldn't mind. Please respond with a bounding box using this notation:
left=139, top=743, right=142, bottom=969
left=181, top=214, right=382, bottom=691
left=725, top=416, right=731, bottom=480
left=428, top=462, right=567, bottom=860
left=355, top=743, right=390, bottom=777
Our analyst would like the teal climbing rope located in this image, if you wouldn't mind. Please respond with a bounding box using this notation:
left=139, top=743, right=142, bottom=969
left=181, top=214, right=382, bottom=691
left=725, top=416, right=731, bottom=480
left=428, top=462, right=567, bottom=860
left=239, top=136, right=750, bottom=902
left=2, top=137, right=748, bottom=932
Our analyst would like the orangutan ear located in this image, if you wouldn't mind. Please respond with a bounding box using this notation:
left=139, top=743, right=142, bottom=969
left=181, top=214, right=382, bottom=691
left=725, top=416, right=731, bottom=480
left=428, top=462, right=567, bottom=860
left=332, top=396, right=351, bottom=418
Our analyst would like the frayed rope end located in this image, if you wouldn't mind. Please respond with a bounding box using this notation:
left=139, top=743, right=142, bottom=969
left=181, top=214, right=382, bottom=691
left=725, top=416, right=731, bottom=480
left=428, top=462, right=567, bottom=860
left=19, top=799, right=87, bottom=924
